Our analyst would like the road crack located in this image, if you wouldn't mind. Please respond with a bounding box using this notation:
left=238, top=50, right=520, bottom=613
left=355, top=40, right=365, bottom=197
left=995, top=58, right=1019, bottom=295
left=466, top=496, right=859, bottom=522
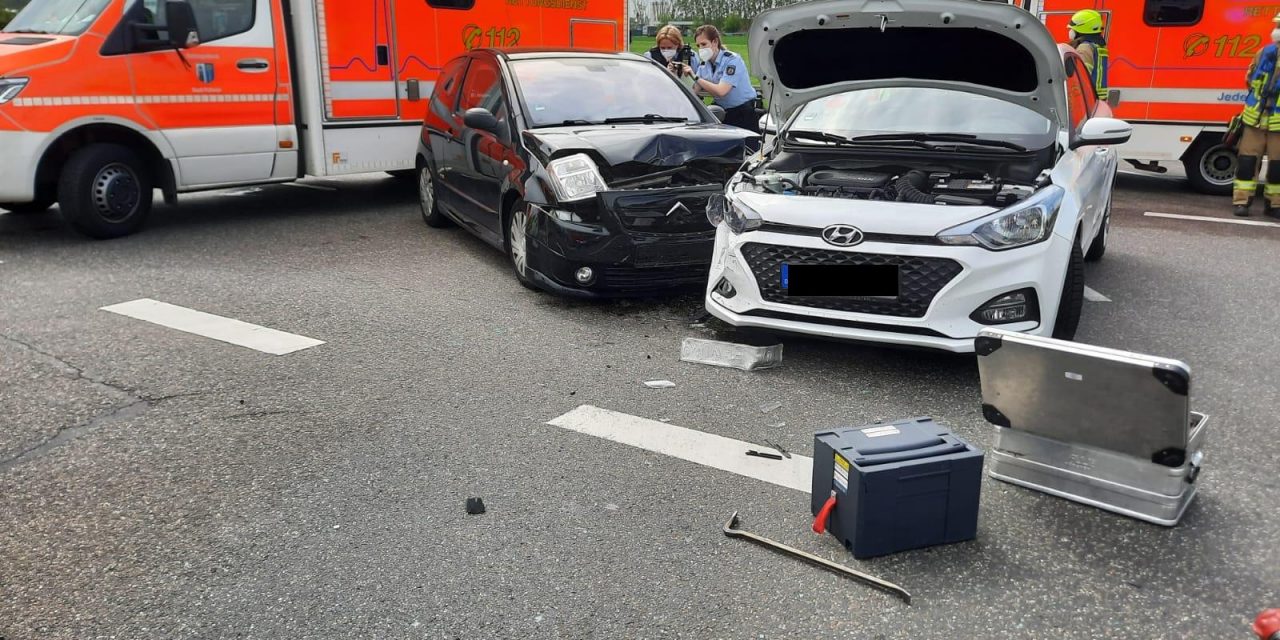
left=0, top=334, right=200, bottom=474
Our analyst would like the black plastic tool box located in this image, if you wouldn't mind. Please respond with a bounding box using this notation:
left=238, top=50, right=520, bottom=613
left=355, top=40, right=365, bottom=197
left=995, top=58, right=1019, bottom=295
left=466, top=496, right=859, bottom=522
left=811, top=417, right=983, bottom=558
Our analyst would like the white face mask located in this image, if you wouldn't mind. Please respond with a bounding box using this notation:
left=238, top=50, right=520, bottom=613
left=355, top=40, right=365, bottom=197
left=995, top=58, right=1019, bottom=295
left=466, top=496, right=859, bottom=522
left=698, top=46, right=714, bottom=63
left=1067, top=29, right=1077, bottom=40
left=1271, top=28, right=1280, bottom=43
left=660, top=48, right=677, bottom=61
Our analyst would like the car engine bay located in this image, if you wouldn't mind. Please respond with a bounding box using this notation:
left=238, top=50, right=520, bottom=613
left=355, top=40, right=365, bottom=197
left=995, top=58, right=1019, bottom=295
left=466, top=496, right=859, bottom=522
left=738, top=150, right=1054, bottom=208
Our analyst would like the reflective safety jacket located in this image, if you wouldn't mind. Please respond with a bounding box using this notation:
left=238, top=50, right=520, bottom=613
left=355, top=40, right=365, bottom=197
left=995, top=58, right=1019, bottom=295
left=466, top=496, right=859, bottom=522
left=1074, top=37, right=1109, bottom=101
left=1243, top=43, right=1280, bottom=131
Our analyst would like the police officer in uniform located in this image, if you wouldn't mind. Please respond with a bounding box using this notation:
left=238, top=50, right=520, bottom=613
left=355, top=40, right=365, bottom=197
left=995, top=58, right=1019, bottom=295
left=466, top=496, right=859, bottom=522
left=1068, top=9, right=1109, bottom=102
left=683, top=25, right=759, bottom=133
left=1232, top=13, right=1280, bottom=218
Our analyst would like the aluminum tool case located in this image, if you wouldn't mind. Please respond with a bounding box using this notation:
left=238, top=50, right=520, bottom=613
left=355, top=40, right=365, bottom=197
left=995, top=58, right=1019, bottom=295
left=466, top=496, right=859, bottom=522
left=975, top=328, right=1207, bottom=526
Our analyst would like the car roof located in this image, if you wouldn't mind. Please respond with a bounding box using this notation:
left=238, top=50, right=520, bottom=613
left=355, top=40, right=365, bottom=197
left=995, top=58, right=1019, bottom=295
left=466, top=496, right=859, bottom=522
left=484, top=49, right=648, bottom=62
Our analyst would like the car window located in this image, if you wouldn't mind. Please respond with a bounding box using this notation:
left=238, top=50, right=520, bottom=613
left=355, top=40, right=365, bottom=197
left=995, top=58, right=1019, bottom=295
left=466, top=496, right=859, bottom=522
left=3, top=0, right=112, bottom=36
left=459, top=59, right=511, bottom=139
left=1144, top=0, right=1204, bottom=27
left=1072, top=57, right=1098, bottom=117
left=510, top=57, right=703, bottom=128
left=1065, top=61, right=1089, bottom=134
left=431, top=57, right=469, bottom=117
left=130, top=0, right=255, bottom=42
left=790, top=86, right=1053, bottom=148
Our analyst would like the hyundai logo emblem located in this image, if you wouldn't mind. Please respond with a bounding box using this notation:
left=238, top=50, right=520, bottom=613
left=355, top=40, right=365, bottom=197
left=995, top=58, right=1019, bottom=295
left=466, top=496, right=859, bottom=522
left=821, top=224, right=864, bottom=247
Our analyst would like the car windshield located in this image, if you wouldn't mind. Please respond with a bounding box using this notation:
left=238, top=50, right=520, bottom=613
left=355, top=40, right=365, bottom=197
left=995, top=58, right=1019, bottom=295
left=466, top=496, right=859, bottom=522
left=511, top=57, right=703, bottom=128
left=3, top=0, right=113, bottom=35
left=789, top=87, right=1053, bottom=147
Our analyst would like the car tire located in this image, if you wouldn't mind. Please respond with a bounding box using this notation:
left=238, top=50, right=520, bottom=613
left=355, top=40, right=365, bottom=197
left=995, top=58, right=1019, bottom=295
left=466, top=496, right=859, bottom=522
left=1183, top=137, right=1235, bottom=196
left=58, top=144, right=153, bottom=239
left=0, top=198, right=54, bottom=214
left=418, top=162, right=452, bottom=228
left=1084, top=201, right=1109, bottom=262
left=1051, top=238, right=1086, bottom=341
left=505, top=199, right=537, bottom=291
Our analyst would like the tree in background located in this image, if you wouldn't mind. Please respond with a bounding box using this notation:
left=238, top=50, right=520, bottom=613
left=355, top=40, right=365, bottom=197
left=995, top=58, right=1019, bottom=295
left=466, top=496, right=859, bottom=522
left=0, top=8, right=15, bottom=30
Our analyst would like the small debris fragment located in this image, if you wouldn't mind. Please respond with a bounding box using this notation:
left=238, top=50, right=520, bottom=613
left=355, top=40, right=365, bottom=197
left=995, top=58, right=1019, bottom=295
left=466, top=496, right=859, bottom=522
left=644, top=380, right=676, bottom=389
left=746, top=450, right=784, bottom=461
left=768, top=422, right=787, bottom=428
left=332, top=525, right=341, bottom=530
left=760, top=401, right=783, bottom=414
left=605, top=503, right=620, bottom=511
left=535, top=615, right=544, bottom=623
left=764, top=439, right=792, bottom=459
left=680, top=338, right=782, bottom=371
left=466, top=497, right=486, bottom=515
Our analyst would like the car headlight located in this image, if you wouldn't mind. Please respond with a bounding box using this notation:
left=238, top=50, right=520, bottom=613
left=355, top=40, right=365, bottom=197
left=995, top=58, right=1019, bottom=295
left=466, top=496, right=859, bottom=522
left=721, top=194, right=763, bottom=234
left=0, top=77, right=30, bottom=104
left=937, top=185, right=1064, bottom=250
left=547, top=153, right=607, bottom=203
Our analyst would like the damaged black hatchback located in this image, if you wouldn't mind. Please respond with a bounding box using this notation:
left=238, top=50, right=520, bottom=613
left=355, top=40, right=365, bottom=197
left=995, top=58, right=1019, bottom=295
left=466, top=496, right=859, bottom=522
left=416, top=49, right=758, bottom=296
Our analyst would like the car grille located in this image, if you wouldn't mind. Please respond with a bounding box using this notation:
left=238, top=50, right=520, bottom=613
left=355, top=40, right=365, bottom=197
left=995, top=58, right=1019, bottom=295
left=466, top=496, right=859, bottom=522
left=740, top=243, right=963, bottom=318
left=599, top=186, right=719, bottom=235
left=602, top=264, right=710, bottom=291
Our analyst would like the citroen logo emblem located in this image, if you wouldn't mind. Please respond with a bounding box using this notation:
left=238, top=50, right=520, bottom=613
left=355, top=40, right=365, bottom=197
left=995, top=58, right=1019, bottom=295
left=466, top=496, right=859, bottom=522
left=666, top=202, right=691, bottom=217
left=821, top=224, right=864, bottom=247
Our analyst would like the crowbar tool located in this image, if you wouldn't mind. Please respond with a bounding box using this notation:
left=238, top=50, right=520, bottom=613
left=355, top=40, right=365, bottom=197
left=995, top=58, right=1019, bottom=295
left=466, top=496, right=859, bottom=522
left=722, top=511, right=912, bottom=605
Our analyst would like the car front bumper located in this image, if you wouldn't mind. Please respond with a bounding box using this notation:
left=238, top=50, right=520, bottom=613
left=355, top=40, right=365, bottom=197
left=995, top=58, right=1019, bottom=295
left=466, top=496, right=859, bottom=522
left=704, top=224, right=1074, bottom=353
left=523, top=186, right=723, bottom=298
left=0, top=129, right=44, bottom=203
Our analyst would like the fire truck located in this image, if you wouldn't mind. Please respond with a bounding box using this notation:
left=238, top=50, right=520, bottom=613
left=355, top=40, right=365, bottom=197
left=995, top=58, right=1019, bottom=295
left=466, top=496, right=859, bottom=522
left=0, top=0, right=626, bottom=237
left=1025, top=0, right=1273, bottom=195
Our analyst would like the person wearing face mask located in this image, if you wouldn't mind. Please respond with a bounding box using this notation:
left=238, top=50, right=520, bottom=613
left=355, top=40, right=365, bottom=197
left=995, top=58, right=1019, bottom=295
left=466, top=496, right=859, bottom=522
left=646, top=25, right=695, bottom=76
left=1067, top=10, right=1109, bottom=102
left=1231, top=13, right=1280, bottom=218
left=683, top=24, right=759, bottom=132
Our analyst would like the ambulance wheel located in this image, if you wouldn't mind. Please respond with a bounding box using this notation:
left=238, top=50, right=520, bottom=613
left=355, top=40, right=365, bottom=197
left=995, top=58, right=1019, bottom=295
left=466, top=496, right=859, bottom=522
left=58, top=144, right=152, bottom=239
left=1051, top=238, right=1085, bottom=341
left=1183, top=138, right=1235, bottom=196
left=418, top=161, right=452, bottom=228
left=0, top=198, right=54, bottom=214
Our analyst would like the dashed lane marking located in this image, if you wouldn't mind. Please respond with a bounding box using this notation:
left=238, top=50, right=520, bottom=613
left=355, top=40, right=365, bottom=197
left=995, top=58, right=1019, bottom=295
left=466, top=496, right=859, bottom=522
left=1145, top=211, right=1280, bottom=229
left=100, top=298, right=325, bottom=355
left=1084, top=287, right=1111, bottom=303
left=548, top=405, right=812, bottom=493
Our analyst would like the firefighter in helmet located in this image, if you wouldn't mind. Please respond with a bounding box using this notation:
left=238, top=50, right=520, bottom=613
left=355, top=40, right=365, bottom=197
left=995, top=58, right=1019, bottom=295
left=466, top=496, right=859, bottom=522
left=1068, top=9, right=1109, bottom=102
left=1233, top=13, right=1280, bottom=218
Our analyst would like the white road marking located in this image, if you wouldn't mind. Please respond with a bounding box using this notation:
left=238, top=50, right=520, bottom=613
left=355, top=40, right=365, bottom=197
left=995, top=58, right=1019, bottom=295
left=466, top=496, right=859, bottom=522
left=1083, top=286, right=1111, bottom=303
left=283, top=182, right=338, bottom=192
left=548, top=405, right=812, bottom=493
left=100, top=299, right=325, bottom=355
left=1145, top=211, right=1280, bottom=229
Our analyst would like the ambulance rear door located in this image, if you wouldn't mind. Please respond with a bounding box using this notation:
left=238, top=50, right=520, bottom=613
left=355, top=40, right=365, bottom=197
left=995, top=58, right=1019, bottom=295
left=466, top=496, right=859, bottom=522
left=1143, top=0, right=1256, bottom=125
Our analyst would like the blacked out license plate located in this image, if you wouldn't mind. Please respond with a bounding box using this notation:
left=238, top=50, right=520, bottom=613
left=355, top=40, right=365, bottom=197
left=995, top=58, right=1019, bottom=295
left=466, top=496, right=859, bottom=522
left=781, top=264, right=899, bottom=297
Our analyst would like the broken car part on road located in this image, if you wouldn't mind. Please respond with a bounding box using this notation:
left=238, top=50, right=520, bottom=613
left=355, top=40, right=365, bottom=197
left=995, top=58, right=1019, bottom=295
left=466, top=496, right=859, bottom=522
left=680, top=337, right=783, bottom=371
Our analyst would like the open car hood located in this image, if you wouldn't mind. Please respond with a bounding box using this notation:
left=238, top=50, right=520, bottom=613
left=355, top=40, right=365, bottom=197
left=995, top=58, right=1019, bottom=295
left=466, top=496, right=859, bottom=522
left=749, top=0, right=1066, bottom=128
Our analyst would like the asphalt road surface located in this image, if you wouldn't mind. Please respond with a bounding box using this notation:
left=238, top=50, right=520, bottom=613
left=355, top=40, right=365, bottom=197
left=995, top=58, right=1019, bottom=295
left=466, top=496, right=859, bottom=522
left=2, top=171, right=1277, bottom=639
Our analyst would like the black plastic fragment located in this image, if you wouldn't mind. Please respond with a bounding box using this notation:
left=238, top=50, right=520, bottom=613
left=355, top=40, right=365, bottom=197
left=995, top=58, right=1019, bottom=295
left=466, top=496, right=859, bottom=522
left=982, top=403, right=1011, bottom=428
left=465, top=497, right=486, bottom=515
left=746, top=450, right=784, bottom=460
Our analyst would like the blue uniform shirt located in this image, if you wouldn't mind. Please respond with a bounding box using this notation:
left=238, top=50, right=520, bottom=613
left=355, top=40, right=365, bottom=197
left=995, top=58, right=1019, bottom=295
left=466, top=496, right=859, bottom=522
left=697, top=49, right=756, bottom=109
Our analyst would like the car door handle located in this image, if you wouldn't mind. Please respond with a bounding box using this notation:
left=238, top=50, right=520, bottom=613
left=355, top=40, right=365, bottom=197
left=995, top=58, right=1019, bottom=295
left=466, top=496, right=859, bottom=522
left=237, top=59, right=270, bottom=72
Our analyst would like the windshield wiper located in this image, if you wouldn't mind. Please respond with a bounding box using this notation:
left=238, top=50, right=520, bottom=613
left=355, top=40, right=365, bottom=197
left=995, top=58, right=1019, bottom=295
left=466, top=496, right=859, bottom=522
left=5, top=29, right=52, bottom=34
left=602, top=114, right=691, bottom=124
left=556, top=119, right=599, bottom=126
left=786, top=129, right=931, bottom=149
left=846, top=132, right=1028, bottom=152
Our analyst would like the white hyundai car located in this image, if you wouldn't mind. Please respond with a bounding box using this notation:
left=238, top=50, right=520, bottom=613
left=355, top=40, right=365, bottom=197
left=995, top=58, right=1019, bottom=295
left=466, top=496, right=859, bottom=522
left=705, top=0, right=1131, bottom=353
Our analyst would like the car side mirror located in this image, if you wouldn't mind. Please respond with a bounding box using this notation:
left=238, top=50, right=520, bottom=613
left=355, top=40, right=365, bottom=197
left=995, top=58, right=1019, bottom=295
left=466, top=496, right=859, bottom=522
left=463, top=107, right=499, bottom=133
left=1071, top=117, right=1132, bottom=149
left=165, top=1, right=199, bottom=49
left=706, top=105, right=726, bottom=123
